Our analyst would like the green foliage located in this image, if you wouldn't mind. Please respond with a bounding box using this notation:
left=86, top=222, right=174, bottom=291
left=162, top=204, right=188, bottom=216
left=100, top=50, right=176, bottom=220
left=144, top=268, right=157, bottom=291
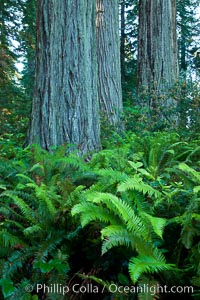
left=71, top=132, right=200, bottom=297
left=0, top=144, right=89, bottom=299
left=0, top=0, right=29, bottom=137
left=128, top=249, right=173, bottom=284
left=72, top=177, right=174, bottom=284
left=1, top=132, right=200, bottom=299
left=1, top=0, right=200, bottom=298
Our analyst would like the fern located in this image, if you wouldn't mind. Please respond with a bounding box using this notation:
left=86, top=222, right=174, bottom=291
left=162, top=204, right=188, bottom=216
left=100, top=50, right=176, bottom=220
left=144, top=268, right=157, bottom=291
left=0, top=230, right=26, bottom=248
left=0, top=203, right=27, bottom=222
left=95, top=168, right=129, bottom=191
left=23, top=224, right=42, bottom=237
left=118, top=176, right=161, bottom=199
left=86, top=192, right=147, bottom=235
left=177, top=163, right=200, bottom=184
left=34, top=234, right=63, bottom=262
left=3, top=134, right=199, bottom=294
left=2, top=250, right=30, bottom=278
left=129, top=249, right=174, bottom=283
left=185, top=145, right=200, bottom=163
left=0, top=191, right=34, bottom=222
left=72, top=201, right=119, bottom=227
left=101, top=226, right=138, bottom=254
left=26, top=183, right=57, bottom=217
left=2, top=219, right=25, bottom=231
left=72, top=188, right=170, bottom=284
left=141, top=213, right=166, bottom=239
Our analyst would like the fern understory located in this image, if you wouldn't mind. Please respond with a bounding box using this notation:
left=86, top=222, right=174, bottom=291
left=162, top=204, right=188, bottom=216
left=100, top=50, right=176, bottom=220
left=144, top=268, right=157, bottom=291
left=0, top=132, right=200, bottom=300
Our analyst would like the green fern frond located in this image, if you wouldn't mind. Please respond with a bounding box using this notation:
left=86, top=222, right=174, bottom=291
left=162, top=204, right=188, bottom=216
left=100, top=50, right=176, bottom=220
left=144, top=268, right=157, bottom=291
left=86, top=192, right=147, bottom=235
left=157, top=149, right=175, bottom=171
left=96, top=168, right=128, bottom=186
left=58, top=154, right=89, bottom=171
left=141, top=213, right=166, bottom=238
left=185, top=145, right=200, bottom=163
left=26, top=183, right=57, bottom=216
left=2, top=219, right=25, bottom=231
left=66, top=185, right=86, bottom=207
left=55, top=249, right=69, bottom=261
left=1, top=191, right=34, bottom=222
left=178, top=163, right=200, bottom=184
left=3, top=250, right=29, bottom=278
left=0, top=230, right=26, bottom=248
left=118, top=177, right=161, bottom=199
left=23, top=224, right=42, bottom=237
left=71, top=202, right=119, bottom=227
left=16, top=174, right=35, bottom=184
left=35, top=234, right=63, bottom=261
left=0, top=202, right=27, bottom=222
left=29, top=162, right=44, bottom=173
left=129, top=252, right=174, bottom=283
left=101, top=225, right=136, bottom=254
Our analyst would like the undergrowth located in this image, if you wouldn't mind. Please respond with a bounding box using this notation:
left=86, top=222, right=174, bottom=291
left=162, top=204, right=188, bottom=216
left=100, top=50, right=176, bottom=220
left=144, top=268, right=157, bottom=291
left=0, top=132, right=200, bottom=299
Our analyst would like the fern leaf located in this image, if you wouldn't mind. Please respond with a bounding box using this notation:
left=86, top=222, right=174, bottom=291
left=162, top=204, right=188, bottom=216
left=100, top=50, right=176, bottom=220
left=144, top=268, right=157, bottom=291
left=16, top=174, right=35, bottom=184
left=29, top=163, right=44, bottom=173
left=71, top=202, right=119, bottom=227
left=3, top=219, right=25, bottom=231
left=26, top=183, right=56, bottom=216
left=101, top=227, right=136, bottom=254
left=118, top=177, right=161, bottom=199
left=141, top=213, right=166, bottom=238
left=0, top=230, right=26, bottom=248
left=178, top=163, right=200, bottom=184
left=1, top=191, right=34, bottom=222
left=3, top=250, right=30, bottom=278
left=86, top=192, right=147, bottom=236
left=35, top=234, right=63, bottom=261
left=129, top=252, right=174, bottom=283
left=96, top=168, right=128, bottom=185
left=23, top=224, right=42, bottom=237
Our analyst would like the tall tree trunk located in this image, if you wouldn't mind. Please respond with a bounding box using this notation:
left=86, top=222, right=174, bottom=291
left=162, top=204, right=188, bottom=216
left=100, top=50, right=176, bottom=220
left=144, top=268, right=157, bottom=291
left=138, top=0, right=179, bottom=123
left=96, top=0, right=123, bottom=127
left=28, top=0, right=100, bottom=153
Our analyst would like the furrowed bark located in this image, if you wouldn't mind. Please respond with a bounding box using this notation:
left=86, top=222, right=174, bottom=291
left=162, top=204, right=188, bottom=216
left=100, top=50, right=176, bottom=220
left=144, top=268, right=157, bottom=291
left=96, top=0, right=123, bottom=128
left=138, top=0, right=179, bottom=122
left=28, top=0, right=100, bottom=153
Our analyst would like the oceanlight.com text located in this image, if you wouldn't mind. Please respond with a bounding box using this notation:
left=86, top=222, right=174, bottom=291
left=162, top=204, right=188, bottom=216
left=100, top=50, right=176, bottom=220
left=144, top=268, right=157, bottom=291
left=25, top=283, right=194, bottom=296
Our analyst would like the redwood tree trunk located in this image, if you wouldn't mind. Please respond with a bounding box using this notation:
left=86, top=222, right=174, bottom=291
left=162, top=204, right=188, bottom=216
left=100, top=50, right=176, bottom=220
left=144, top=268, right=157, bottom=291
left=138, top=0, right=179, bottom=122
left=120, top=0, right=126, bottom=84
left=96, top=0, right=123, bottom=127
left=28, top=0, right=100, bottom=153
